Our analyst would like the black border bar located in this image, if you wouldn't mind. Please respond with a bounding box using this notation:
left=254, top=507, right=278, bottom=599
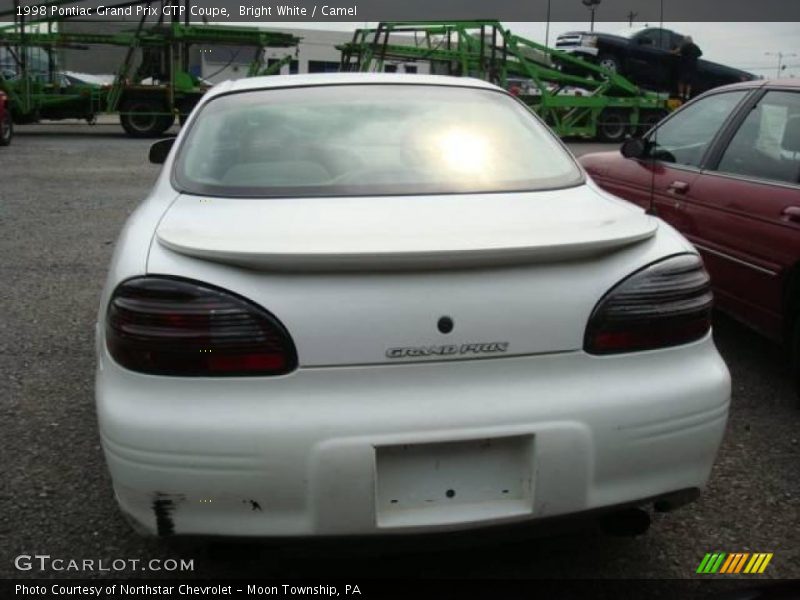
left=1, top=0, right=800, bottom=22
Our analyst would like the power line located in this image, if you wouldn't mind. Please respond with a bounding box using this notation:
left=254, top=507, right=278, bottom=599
left=765, top=51, right=798, bottom=78
left=739, top=64, right=800, bottom=70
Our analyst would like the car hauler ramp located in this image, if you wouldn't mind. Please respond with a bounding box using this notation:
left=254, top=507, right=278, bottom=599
left=339, top=21, right=671, bottom=142
left=0, top=0, right=299, bottom=137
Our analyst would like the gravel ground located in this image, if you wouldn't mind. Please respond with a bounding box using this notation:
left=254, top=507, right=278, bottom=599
left=1, top=125, right=798, bottom=582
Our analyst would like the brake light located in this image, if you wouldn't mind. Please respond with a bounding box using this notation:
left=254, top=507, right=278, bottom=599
left=585, top=254, right=712, bottom=354
left=105, top=276, right=297, bottom=376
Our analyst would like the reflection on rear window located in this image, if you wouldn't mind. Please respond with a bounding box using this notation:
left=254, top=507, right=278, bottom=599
left=174, top=84, right=583, bottom=197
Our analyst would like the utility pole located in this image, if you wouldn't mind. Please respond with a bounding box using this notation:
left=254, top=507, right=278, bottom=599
left=765, top=51, right=797, bottom=78
left=545, top=0, right=551, bottom=51
left=627, top=11, right=637, bottom=27
left=582, top=0, right=602, bottom=33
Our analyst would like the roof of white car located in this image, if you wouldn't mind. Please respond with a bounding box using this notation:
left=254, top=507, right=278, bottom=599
left=208, top=73, right=502, bottom=97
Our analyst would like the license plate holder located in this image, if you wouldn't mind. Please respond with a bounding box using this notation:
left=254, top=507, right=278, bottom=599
left=375, top=435, right=534, bottom=528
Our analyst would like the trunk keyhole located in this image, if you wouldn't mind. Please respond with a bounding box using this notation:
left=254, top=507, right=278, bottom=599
left=438, top=316, right=454, bottom=334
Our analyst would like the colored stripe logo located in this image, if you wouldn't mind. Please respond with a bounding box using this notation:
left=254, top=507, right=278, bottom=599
left=697, top=552, right=773, bottom=574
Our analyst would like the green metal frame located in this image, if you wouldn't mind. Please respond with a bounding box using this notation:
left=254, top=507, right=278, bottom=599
left=0, top=0, right=299, bottom=129
left=339, top=21, right=671, bottom=139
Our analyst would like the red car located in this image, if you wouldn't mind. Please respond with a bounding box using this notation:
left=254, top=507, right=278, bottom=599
left=0, top=90, right=12, bottom=146
left=580, top=79, right=800, bottom=391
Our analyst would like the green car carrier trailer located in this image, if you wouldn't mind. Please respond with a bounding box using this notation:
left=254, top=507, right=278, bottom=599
left=339, top=21, right=676, bottom=142
left=0, top=0, right=299, bottom=137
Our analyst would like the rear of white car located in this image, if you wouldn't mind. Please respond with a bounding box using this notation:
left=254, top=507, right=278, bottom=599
left=96, top=74, right=730, bottom=538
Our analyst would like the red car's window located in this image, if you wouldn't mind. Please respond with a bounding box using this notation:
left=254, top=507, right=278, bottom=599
left=647, top=91, right=748, bottom=168
left=716, top=90, right=800, bottom=185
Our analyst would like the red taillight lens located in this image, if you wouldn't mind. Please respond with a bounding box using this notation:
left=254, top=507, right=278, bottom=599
left=106, top=277, right=297, bottom=376
left=585, top=254, right=712, bottom=355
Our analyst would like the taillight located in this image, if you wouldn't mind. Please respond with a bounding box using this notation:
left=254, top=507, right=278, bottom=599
left=106, top=276, right=297, bottom=376
left=585, top=254, right=712, bottom=355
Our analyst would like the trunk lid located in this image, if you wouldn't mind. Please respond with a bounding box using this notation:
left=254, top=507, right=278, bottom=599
left=149, top=185, right=660, bottom=366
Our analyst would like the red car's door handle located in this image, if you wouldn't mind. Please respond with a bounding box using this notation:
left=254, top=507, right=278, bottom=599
left=667, top=180, right=690, bottom=194
left=782, top=206, right=800, bottom=223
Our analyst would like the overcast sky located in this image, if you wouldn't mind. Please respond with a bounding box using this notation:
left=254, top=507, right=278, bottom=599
left=258, top=21, right=800, bottom=78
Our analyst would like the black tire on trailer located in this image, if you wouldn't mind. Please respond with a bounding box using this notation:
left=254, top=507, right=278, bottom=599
left=637, top=110, right=668, bottom=136
left=177, top=100, right=198, bottom=127
left=597, top=109, right=631, bottom=143
left=598, top=54, right=622, bottom=75
left=177, top=106, right=197, bottom=127
left=119, top=100, right=175, bottom=138
left=0, top=111, right=13, bottom=146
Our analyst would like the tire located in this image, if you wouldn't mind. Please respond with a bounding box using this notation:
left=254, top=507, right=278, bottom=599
left=597, top=109, right=630, bottom=143
left=637, top=110, right=668, bottom=136
left=119, top=100, right=175, bottom=138
left=598, top=54, right=622, bottom=75
left=177, top=108, right=195, bottom=127
left=0, top=112, right=13, bottom=146
left=177, top=98, right=200, bottom=127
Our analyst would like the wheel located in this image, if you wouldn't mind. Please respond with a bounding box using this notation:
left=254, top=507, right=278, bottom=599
left=597, top=109, right=631, bottom=143
left=177, top=108, right=195, bottom=127
left=0, top=111, right=13, bottom=146
left=120, top=100, right=174, bottom=138
left=598, top=54, right=622, bottom=75
left=637, top=111, right=667, bottom=136
left=177, top=98, right=200, bottom=128
left=119, top=100, right=175, bottom=138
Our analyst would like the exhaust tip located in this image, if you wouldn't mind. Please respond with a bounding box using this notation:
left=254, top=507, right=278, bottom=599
left=600, top=508, right=651, bottom=537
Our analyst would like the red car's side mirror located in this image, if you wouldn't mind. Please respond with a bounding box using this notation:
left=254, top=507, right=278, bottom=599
left=621, top=137, right=647, bottom=159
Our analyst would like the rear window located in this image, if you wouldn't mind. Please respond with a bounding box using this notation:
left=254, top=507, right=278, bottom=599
left=173, top=84, right=583, bottom=197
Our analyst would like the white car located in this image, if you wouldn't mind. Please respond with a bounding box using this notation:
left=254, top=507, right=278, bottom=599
left=96, top=73, right=730, bottom=539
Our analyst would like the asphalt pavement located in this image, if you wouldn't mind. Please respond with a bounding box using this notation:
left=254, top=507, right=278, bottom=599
left=1, top=123, right=798, bottom=581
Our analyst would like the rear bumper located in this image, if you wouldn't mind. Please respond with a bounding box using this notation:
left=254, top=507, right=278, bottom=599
left=96, top=335, right=730, bottom=538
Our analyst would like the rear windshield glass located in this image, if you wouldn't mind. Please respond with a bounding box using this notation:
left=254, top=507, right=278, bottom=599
left=174, top=84, right=583, bottom=197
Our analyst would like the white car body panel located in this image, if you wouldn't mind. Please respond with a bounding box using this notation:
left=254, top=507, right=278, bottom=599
left=96, top=73, right=730, bottom=538
left=146, top=215, right=680, bottom=367
left=97, top=336, right=728, bottom=537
